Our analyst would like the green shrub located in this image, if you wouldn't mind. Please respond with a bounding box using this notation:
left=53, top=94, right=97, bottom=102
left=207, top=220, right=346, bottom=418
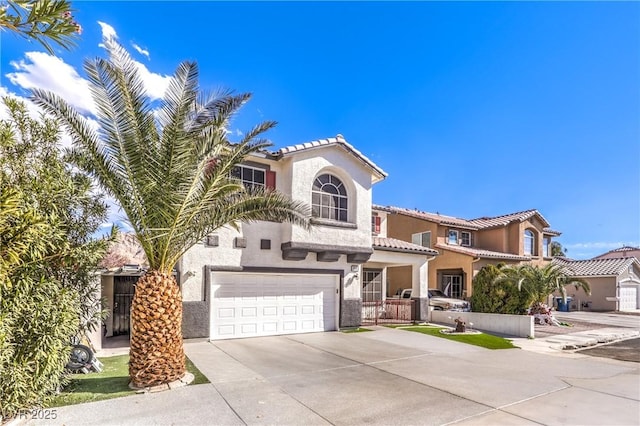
left=470, top=264, right=530, bottom=315
left=0, top=98, right=108, bottom=420
left=0, top=276, right=80, bottom=419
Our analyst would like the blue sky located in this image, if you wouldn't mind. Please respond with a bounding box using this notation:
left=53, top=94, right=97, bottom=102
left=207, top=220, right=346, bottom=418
left=1, top=1, right=638, bottom=259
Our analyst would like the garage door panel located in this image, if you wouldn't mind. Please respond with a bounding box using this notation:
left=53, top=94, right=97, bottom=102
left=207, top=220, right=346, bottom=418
left=211, top=272, right=338, bottom=340
left=620, top=287, right=638, bottom=311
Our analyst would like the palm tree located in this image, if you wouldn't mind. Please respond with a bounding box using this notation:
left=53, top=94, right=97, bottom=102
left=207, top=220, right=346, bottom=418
left=32, top=40, right=310, bottom=388
left=497, top=263, right=591, bottom=308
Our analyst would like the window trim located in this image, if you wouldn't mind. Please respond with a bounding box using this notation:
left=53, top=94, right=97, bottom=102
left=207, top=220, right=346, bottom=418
left=524, top=229, right=535, bottom=256
left=362, top=268, right=383, bottom=302
left=232, top=163, right=267, bottom=189
left=311, top=173, right=348, bottom=222
left=447, top=229, right=459, bottom=245
left=442, top=274, right=463, bottom=298
left=460, top=231, right=471, bottom=247
left=543, top=236, right=551, bottom=258
left=372, top=214, right=381, bottom=235
left=412, top=231, right=431, bottom=248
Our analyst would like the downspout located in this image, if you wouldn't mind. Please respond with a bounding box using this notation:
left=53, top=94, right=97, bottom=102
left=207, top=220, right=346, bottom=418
left=425, top=253, right=438, bottom=322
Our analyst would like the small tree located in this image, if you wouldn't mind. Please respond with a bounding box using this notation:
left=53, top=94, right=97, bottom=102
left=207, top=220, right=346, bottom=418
left=470, top=264, right=531, bottom=315
left=0, top=0, right=81, bottom=54
left=551, top=241, right=566, bottom=257
left=497, top=263, right=591, bottom=308
left=0, top=98, right=108, bottom=418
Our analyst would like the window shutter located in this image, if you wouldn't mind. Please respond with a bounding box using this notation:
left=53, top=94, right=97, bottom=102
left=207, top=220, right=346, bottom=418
left=374, top=216, right=381, bottom=234
left=266, top=170, right=276, bottom=190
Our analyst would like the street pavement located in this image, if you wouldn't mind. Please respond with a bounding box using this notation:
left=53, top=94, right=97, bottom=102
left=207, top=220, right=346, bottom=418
left=25, top=325, right=640, bottom=426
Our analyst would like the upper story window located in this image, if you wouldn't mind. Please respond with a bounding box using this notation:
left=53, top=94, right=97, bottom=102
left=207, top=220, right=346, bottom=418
left=460, top=231, right=471, bottom=247
left=312, top=174, right=347, bottom=222
left=448, top=229, right=459, bottom=245
left=524, top=229, right=535, bottom=256
left=231, top=164, right=275, bottom=190
left=412, top=231, right=431, bottom=248
left=543, top=237, right=551, bottom=257
left=372, top=214, right=381, bottom=235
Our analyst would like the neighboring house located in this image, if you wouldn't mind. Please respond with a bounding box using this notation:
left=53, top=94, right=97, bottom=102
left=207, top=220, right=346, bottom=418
left=553, top=257, right=640, bottom=311
left=593, top=246, right=640, bottom=261
left=101, top=135, right=437, bottom=343
left=373, top=206, right=560, bottom=299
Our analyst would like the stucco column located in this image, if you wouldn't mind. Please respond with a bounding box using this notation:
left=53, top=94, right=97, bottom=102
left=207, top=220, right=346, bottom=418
left=411, top=260, right=430, bottom=322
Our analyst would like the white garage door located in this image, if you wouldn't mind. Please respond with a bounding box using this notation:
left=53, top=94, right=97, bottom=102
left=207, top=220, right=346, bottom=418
left=619, top=286, right=638, bottom=311
left=210, top=272, right=339, bottom=340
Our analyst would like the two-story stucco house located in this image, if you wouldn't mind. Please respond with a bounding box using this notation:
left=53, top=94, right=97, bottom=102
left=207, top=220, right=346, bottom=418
left=100, top=135, right=438, bottom=346
left=373, top=206, right=560, bottom=299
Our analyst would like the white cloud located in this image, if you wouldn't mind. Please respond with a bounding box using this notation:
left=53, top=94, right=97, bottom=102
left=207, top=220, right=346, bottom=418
left=131, top=43, right=150, bottom=60
left=96, top=22, right=170, bottom=100
left=98, top=21, right=118, bottom=42
left=564, top=241, right=634, bottom=250
left=6, top=52, right=96, bottom=115
left=133, top=61, right=170, bottom=100
left=562, top=240, right=640, bottom=260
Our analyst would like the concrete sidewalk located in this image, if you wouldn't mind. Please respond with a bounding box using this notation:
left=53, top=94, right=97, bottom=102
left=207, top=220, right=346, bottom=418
left=511, top=327, right=640, bottom=354
left=25, top=327, right=640, bottom=426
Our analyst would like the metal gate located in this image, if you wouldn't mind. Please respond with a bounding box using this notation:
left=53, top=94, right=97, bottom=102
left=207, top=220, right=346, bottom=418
left=113, top=275, right=138, bottom=336
left=361, top=299, right=414, bottom=325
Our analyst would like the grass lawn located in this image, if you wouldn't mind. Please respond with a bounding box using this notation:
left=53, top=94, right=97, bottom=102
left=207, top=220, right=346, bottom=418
left=48, top=355, right=209, bottom=407
left=341, top=327, right=373, bottom=333
left=390, top=325, right=517, bottom=350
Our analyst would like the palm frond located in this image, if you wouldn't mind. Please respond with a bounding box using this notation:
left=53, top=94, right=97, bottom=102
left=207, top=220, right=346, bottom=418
left=31, top=40, right=310, bottom=272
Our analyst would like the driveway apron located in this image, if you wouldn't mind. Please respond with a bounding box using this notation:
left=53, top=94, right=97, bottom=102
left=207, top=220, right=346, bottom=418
left=28, top=327, right=639, bottom=425
left=186, top=328, right=638, bottom=426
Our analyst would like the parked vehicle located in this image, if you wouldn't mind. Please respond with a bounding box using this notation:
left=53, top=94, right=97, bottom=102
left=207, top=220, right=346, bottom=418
left=391, top=288, right=471, bottom=311
left=428, top=289, right=471, bottom=311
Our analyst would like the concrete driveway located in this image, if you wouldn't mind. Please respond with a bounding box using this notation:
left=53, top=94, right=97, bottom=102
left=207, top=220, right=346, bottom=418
left=33, top=327, right=640, bottom=426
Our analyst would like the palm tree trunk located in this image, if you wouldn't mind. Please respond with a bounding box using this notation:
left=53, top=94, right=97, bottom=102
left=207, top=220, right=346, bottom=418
left=129, top=270, right=185, bottom=388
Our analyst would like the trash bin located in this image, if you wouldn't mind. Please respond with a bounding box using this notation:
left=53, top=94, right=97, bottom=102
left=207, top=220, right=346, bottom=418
left=555, top=297, right=573, bottom=312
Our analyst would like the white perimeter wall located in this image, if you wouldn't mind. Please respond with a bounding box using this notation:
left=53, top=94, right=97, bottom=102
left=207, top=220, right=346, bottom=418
left=431, top=310, right=534, bottom=338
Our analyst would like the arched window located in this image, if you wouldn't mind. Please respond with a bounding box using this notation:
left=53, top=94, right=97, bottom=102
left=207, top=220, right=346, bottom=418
left=312, top=174, right=348, bottom=221
left=524, top=229, right=535, bottom=256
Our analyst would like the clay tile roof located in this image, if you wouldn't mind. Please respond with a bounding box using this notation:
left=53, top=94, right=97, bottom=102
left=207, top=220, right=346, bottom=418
left=543, top=228, right=561, bottom=236
left=373, top=205, right=479, bottom=230
left=552, top=256, right=639, bottom=276
left=277, top=134, right=387, bottom=181
left=593, top=246, right=640, bottom=259
left=468, top=209, right=551, bottom=229
left=373, top=236, right=439, bottom=255
left=434, top=243, right=531, bottom=261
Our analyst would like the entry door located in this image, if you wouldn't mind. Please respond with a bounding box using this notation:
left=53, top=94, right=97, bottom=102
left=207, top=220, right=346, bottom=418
left=362, top=269, right=383, bottom=302
left=113, top=276, right=138, bottom=335
left=442, top=275, right=463, bottom=298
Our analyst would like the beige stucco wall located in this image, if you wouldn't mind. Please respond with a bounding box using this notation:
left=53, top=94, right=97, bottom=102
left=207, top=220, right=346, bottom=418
left=565, top=264, right=640, bottom=311
left=476, top=228, right=506, bottom=253
left=561, top=276, right=617, bottom=312
left=383, top=213, right=440, bottom=295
